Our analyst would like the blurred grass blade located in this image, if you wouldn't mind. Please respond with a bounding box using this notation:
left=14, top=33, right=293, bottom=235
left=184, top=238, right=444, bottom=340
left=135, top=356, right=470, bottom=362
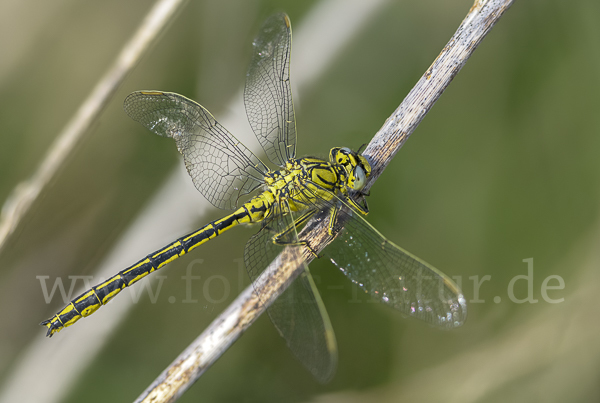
left=0, top=0, right=188, bottom=254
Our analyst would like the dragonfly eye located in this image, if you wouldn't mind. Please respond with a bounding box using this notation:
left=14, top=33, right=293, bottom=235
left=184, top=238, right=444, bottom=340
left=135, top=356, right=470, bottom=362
left=350, top=165, right=366, bottom=190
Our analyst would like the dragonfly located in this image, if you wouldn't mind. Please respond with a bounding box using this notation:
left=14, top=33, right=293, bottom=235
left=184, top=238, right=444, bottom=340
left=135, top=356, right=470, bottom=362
left=41, top=13, right=466, bottom=382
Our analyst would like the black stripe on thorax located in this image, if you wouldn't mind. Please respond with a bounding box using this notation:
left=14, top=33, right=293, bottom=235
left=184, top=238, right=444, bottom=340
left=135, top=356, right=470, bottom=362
left=301, top=159, right=330, bottom=170
left=316, top=172, right=336, bottom=187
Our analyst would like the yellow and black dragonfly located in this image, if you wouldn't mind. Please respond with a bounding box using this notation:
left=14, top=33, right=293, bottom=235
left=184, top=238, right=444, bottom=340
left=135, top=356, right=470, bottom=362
left=42, top=13, right=466, bottom=382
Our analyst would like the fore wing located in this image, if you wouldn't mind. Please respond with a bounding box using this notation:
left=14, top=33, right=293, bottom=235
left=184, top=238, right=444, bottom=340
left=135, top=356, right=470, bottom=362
left=244, top=13, right=297, bottom=167
left=305, top=186, right=467, bottom=328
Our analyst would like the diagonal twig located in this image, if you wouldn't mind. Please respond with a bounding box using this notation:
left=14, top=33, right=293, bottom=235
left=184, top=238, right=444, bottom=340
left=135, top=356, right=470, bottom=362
left=134, top=0, right=514, bottom=402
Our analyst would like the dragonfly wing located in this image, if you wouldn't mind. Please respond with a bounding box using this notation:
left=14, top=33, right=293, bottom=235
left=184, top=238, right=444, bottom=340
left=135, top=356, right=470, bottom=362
left=244, top=13, right=296, bottom=167
left=244, top=200, right=337, bottom=383
left=295, top=185, right=467, bottom=329
left=322, top=200, right=467, bottom=328
left=124, top=91, right=268, bottom=210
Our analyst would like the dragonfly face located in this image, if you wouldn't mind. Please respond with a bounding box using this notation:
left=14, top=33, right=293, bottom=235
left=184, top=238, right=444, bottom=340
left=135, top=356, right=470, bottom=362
left=42, top=12, right=465, bottom=385
left=329, top=147, right=371, bottom=191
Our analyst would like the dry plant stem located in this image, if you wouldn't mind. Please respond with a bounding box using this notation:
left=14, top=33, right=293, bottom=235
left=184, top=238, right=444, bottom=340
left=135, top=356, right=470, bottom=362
left=363, top=0, right=513, bottom=188
left=0, top=0, right=187, bottom=253
left=135, top=0, right=514, bottom=402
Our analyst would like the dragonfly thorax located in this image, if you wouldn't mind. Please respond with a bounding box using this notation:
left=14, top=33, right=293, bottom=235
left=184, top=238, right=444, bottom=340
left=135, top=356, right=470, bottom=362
left=259, top=157, right=342, bottom=213
left=259, top=150, right=370, bottom=216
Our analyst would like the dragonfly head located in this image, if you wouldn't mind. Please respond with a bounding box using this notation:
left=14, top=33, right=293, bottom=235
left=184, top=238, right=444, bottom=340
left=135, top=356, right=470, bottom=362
left=329, top=147, right=372, bottom=191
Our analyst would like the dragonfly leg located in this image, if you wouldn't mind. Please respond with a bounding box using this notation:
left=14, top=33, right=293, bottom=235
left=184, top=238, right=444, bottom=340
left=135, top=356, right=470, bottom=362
left=273, top=237, right=320, bottom=258
left=327, top=196, right=368, bottom=234
left=356, top=193, right=369, bottom=214
left=272, top=210, right=315, bottom=243
left=339, top=188, right=369, bottom=215
left=272, top=210, right=320, bottom=257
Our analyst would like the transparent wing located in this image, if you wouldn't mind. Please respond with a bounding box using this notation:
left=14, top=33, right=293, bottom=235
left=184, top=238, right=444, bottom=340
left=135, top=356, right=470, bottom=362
left=301, top=187, right=467, bottom=328
left=244, top=13, right=296, bottom=167
left=124, top=91, right=268, bottom=210
left=244, top=200, right=337, bottom=383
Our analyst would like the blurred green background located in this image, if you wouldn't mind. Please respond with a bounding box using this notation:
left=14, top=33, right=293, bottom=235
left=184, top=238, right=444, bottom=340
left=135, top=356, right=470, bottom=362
left=1, top=0, right=599, bottom=402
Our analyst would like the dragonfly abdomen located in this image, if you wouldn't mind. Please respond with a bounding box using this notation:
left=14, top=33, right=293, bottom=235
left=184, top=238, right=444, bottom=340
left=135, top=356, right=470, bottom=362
left=41, top=204, right=259, bottom=337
